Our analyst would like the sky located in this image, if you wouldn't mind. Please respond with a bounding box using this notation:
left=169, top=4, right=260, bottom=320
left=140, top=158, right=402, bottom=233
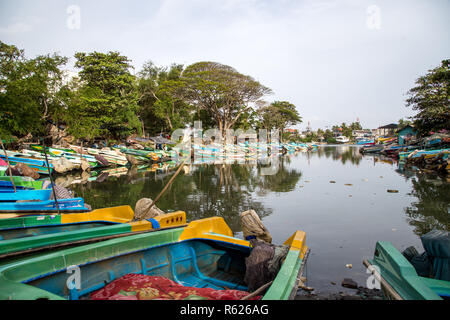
left=1, top=0, right=449, bottom=131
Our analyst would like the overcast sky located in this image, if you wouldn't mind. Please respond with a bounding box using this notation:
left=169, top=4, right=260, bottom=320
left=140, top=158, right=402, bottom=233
left=1, top=0, right=449, bottom=130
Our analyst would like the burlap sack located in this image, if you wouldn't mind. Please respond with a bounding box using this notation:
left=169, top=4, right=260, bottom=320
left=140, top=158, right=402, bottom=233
left=240, top=210, right=272, bottom=243
left=134, top=198, right=165, bottom=221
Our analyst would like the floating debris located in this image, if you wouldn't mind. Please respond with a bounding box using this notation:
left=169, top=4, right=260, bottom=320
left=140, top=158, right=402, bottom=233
left=345, top=264, right=353, bottom=269
left=387, top=189, right=399, bottom=193
left=330, top=181, right=336, bottom=183
left=344, top=184, right=353, bottom=186
left=341, top=278, right=358, bottom=289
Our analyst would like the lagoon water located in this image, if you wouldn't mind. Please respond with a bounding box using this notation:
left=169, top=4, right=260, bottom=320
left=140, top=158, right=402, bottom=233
left=71, top=145, right=449, bottom=294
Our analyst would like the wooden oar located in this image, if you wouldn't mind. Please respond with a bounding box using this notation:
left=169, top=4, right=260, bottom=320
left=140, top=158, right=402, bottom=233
left=147, top=160, right=185, bottom=212
left=0, top=138, right=16, bottom=193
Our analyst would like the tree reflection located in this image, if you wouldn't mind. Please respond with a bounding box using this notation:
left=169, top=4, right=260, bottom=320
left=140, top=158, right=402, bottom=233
left=314, top=146, right=362, bottom=165
left=71, top=160, right=303, bottom=233
left=405, top=174, right=450, bottom=236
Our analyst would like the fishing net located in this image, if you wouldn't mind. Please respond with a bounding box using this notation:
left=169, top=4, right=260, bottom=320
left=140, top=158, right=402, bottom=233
left=90, top=274, right=261, bottom=300
left=239, top=210, right=272, bottom=243
left=243, top=239, right=289, bottom=292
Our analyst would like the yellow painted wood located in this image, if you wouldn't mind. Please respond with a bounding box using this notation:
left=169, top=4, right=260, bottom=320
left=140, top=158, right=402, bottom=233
left=61, top=206, right=134, bottom=224
left=153, top=211, right=186, bottom=228
left=283, top=231, right=308, bottom=259
left=130, top=211, right=187, bottom=232
left=179, top=217, right=232, bottom=240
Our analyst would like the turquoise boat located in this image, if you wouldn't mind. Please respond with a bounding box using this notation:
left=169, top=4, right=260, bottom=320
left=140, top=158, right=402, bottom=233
left=0, top=217, right=308, bottom=300
left=364, top=232, right=450, bottom=300
left=0, top=155, right=53, bottom=175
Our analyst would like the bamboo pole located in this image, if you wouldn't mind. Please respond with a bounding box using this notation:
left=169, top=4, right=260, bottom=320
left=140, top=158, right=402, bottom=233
left=147, top=160, right=185, bottom=212
left=0, top=138, right=17, bottom=192
left=42, top=139, right=60, bottom=215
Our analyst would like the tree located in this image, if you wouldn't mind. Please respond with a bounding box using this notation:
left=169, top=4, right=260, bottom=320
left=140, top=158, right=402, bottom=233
left=0, top=41, right=68, bottom=138
left=137, top=62, right=192, bottom=134
left=66, top=51, right=141, bottom=140
left=406, top=59, right=450, bottom=136
left=181, top=62, right=272, bottom=135
left=259, top=101, right=302, bottom=133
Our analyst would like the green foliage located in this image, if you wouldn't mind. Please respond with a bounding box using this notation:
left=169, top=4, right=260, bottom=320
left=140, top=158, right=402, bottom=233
left=66, top=51, right=141, bottom=139
left=137, top=62, right=192, bottom=134
left=406, top=59, right=450, bottom=136
left=181, top=61, right=272, bottom=132
left=0, top=41, right=68, bottom=138
left=260, top=101, right=302, bottom=132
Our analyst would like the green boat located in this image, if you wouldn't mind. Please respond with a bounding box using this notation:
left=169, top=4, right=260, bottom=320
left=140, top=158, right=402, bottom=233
left=0, top=176, right=46, bottom=190
left=0, top=207, right=186, bottom=258
left=0, top=217, right=308, bottom=300
left=364, top=231, right=450, bottom=300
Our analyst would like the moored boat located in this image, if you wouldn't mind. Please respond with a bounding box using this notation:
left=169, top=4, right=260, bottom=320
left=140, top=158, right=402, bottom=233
left=0, top=207, right=186, bottom=258
left=0, top=217, right=308, bottom=300
left=364, top=231, right=450, bottom=300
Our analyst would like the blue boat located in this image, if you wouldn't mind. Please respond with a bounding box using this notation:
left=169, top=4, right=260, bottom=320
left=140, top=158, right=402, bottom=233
left=0, top=189, right=90, bottom=213
left=0, top=189, right=53, bottom=201
left=0, top=155, right=53, bottom=175
left=0, top=198, right=89, bottom=213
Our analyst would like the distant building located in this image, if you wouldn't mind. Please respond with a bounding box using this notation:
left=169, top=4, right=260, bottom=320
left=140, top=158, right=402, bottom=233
left=397, top=125, right=417, bottom=145
left=376, top=123, right=398, bottom=136
left=284, top=128, right=299, bottom=134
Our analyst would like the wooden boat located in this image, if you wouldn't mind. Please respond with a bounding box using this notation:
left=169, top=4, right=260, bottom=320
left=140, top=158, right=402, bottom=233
left=0, top=189, right=89, bottom=214
left=0, top=154, right=54, bottom=175
left=0, top=206, right=186, bottom=258
left=0, top=198, right=89, bottom=213
left=0, top=217, right=308, bottom=300
left=0, top=176, right=46, bottom=190
left=364, top=241, right=450, bottom=300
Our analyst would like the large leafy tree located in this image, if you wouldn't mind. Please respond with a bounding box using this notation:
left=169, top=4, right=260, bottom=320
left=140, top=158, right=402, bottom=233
left=181, top=62, right=272, bottom=134
left=66, top=51, right=141, bottom=140
left=406, top=59, right=450, bottom=136
left=0, top=41, right=68, bottom=139
left=260, top=101, right=302, bottom=132
left=137, top=62, right=192, bottom=134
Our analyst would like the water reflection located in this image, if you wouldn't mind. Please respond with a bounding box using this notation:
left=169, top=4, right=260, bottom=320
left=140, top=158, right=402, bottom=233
left=405, top=173, right=450, bottom=236
left=313, top=146, right=363, bottom=165
left=70, top=157, right=303, bottom=233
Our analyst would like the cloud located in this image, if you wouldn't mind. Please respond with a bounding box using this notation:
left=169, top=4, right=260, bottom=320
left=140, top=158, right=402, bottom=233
left=0, top=16, right=40, bottom=35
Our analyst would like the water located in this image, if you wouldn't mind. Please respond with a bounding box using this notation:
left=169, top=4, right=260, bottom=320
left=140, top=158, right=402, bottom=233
left=70, top=145, right=449, bottom=294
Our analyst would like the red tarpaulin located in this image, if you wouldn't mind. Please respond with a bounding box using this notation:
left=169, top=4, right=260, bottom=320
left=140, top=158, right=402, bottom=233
left=90, top=273, right=261, bottom=300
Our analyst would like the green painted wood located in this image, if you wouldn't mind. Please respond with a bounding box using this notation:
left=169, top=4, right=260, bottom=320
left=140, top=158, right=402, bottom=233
left=262, top=250, right=303, bottom=300
left=369, top=241, right=444, bottom=300
left=0, top=176, right=45, bottom=189
left=0, top=215, right=62, bottom=230
left=0, top=223, right=132, bottom=256
left=0, top=227, right=184, bottom=300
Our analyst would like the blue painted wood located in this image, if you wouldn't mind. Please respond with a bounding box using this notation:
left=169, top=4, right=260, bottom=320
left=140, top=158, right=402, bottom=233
left=0, top=189, right=52, bottom=201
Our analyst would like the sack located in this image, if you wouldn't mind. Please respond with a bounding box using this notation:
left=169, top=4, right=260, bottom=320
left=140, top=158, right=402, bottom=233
left=134, top=198, right=165, bottom=221
left=240, top=210, right=272, bottom=243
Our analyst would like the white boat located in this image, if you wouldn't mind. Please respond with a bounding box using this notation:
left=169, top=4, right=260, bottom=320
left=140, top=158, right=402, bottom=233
left=336, top=136, right=350, bottom=144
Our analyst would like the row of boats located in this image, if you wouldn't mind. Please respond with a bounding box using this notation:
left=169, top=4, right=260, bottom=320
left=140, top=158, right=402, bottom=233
left=0, top=140, right=448, bottom=300
left=0, top=140, right=318, bottom=300
left=359, top=134, right=450, bottom=164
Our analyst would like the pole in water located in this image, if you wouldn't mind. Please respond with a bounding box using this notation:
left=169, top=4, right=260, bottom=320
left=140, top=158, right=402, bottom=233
left=42, top=139, right=60, bottom=214
left=0, top=138, right=17, bottom=193
left=148, top=160, right=186, bottom=211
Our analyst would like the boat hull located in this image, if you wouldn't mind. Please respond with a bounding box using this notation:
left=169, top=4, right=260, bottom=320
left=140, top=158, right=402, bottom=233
left=0, top=217, right=308, bottom=300
left=364, top=241, right=450, bottom=300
